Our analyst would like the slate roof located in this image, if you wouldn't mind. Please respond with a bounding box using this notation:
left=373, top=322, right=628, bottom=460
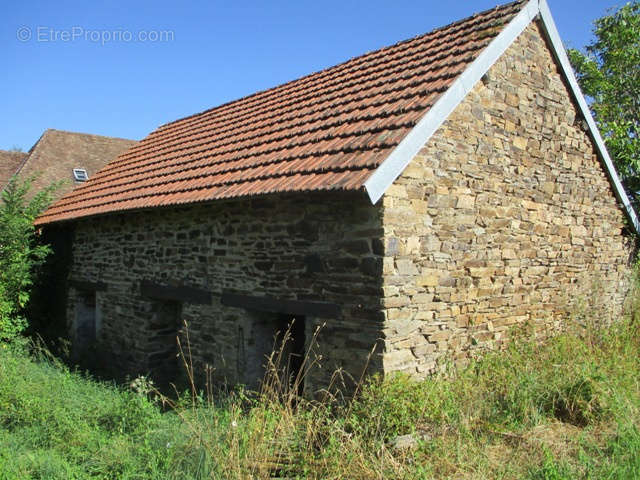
left=36, top=1, right=525, bottom=225
left=0, top=150, right=28, bottom=187
left=12, top=129, right=136, bottom=200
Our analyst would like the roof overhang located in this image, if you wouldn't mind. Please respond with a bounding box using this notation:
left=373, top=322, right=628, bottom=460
left=364, top=0, right=640, bottom=234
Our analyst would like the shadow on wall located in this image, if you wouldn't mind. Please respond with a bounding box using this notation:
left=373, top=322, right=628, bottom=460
left=28, top=224, right=74, bottom=354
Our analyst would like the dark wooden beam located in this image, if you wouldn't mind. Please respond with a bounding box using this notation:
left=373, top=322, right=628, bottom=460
left=69, top=279, right=107, bottom=291
left=140, top=280, right=211, bottom=305
left=221, top=292, right=341, bottom=318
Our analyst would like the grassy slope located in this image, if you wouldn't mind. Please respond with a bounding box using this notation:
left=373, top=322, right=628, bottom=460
left=1, top=314, right=640, bottom=479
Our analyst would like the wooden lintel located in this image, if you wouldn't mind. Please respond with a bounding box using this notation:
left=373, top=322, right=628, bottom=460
left=140, top=280, right=211, bottom=305
left=70, top=279, right=107, bottom=291
left=221, top=292, right=341, bottom=318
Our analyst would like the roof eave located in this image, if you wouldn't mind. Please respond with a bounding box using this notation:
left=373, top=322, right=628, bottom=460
left=364, top=0, right=640, bottom=235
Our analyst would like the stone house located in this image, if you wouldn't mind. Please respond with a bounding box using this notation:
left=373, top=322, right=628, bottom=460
left=1, top=129, right=136, bottom=200
left=37, top=0, right=637, bottom=393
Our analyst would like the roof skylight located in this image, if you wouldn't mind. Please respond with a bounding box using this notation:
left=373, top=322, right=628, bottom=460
left=73, top=168, right=88, bottom=182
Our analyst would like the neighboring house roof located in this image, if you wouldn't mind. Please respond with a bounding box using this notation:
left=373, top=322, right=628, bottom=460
left=13, top=129, right=136, bottom=200
left=36, top=0, right=639, bottom=234
left=0, top=150, right=28, bottom=187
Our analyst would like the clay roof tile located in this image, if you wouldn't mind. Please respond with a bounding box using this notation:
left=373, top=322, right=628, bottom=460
left=37, top=0, right=525, bottom=225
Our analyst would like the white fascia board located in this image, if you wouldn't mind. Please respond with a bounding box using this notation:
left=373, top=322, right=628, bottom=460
left=363, top=0, right=539, bottom=204
left=538, top=0, right=640, bottom=233
left=364, top=0, right=640, bottom=234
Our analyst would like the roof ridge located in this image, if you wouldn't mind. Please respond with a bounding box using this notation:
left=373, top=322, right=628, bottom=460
left=156, top=0, right=527, bottom=131
left=42, top=128, right=137, bottom=143
left=0, top=149, right=27, bottom=155
left=105, top=46, right=482, bottom=173
left=133, top=22, right=500, bottom=156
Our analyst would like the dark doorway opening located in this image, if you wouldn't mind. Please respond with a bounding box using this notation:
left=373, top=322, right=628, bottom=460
left=284, top=314, right=306, bottom=397
left=239, top=312, right=306, bottom=396
left=75, top=291, right=96, bottom=349
left=147, top=300, right=182, bottom=391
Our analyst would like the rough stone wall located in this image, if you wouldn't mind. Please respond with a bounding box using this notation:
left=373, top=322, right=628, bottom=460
left=65, top=191, right=384, bottom=393
left=381, top=22, right=634, bottom=377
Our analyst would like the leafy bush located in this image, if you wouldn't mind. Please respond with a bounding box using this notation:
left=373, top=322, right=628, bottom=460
left=0, top=176, right=57, bottom=344
left=568, top=1, right=640, bottom=198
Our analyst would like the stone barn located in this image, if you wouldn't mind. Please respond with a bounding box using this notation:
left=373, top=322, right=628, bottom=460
left=37, top=0, right=637, bottom=393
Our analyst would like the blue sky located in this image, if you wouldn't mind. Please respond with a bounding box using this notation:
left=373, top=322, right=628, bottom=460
left=1, top=1, right=620, bottom=151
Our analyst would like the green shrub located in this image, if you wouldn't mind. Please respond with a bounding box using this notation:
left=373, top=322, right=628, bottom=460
left=0, top=176, right=57, bottom=345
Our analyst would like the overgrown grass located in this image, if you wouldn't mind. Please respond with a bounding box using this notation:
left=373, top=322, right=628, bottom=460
left=1, top=305, right=640, bottom=478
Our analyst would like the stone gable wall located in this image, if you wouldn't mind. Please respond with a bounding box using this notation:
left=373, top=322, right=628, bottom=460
left=381, top=22, right=634, bottom=376
left=66, top=192, right=384, bottom=393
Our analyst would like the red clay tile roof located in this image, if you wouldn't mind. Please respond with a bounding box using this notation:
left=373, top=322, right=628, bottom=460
left=37, top=0, right=525, bottom=226
left=0, top=150, right=28, bottom=188
left=18, top=129, right=136, bottom=201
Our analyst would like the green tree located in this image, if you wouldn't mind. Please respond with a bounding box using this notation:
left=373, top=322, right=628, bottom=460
left=568, top=2, right=640, bottom=197
left=0, top=176, right=57, bottom=344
